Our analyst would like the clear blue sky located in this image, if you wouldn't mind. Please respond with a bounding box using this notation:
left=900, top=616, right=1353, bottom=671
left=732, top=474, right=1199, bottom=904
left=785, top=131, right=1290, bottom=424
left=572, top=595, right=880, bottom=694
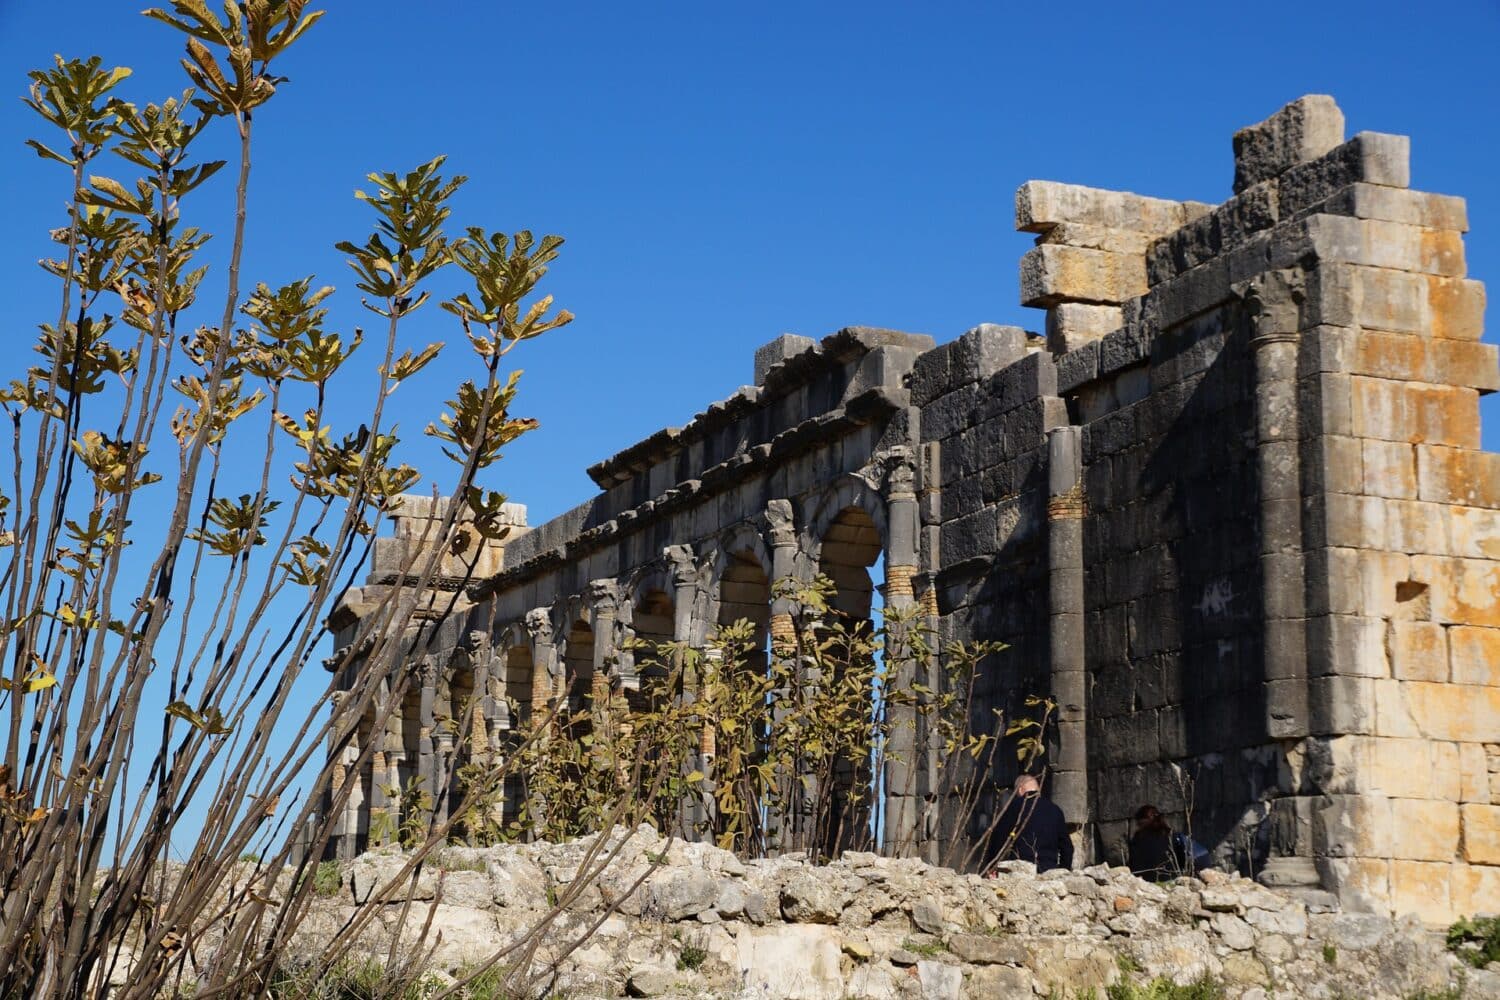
left=5, top=0, right=1498, bottom=535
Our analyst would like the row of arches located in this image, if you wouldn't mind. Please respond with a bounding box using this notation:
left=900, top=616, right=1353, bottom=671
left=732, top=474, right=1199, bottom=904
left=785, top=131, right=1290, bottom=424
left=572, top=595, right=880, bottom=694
left=333, top=463, right=923, bottom=856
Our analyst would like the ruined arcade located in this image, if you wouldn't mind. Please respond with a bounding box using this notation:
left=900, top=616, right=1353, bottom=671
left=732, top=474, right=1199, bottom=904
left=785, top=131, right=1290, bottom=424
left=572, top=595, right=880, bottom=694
left=324, top=96, right=1500, bottom=922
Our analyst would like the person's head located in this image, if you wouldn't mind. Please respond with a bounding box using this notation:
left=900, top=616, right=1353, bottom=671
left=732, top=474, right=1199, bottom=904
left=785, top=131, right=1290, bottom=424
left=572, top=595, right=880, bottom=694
left=1014, top=774, right=1041, bottom=796
left=1134, top=804, right=1169, bottom=833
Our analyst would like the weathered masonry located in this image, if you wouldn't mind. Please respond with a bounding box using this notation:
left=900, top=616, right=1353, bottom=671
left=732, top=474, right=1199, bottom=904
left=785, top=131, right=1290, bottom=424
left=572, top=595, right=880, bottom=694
left=324, top=96, right=1500, bottom=922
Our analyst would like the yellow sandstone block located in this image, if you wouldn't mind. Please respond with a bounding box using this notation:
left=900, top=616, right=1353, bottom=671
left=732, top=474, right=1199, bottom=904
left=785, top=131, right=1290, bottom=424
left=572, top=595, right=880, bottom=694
left=1389, top=621, right=1448, bottom=682
left=1460, top=804, right=1500, bottom=864
left=1460, top=743, right=1492, bottom=804
left=1350, top=377, right=1481, bottom=448
left=1390, top=799, right=1460, bottom=861
left=1452, top=863, right=1500, bottom=918
left=1450, top=627, right=1500, bottom=687
left=1403, top=681, right=1500, bottom=742
left=1412, top=555, right=1500, bottom=627
left=1427, top=276, right=1486, bottom=341
left=1390, top=860, right=1454, bottom=924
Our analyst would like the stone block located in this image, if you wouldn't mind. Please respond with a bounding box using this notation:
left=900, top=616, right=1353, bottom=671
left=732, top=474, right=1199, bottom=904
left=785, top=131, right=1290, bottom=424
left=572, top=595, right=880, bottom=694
left=1449, top=627, right=1500, bottom=687
left=1321, top=183, right=1468, bottom=233
left=951, top=324, right=1028, bottom=383
left=1460, top=804, right=1500, bottom=864
left=1460, top=742, right=1492, bottom=804
left=1452, top=862, right=1500, bottom=918
left=1361, top=439, right=1417, bottom=499
left=909, top=343, right=953, bottom=408
left=1389, top=798, right=1460, bottom=861
left=1320, top=857, right=1390, bottom=913
left=1403, top=681, right=1500, bottom=742
left=1278, top=132, right=1413, bottom=217
left=1233, top=94, right=1346, bottom=193
left=1350, top=377, right=1480, bottom=449
left=1056, top=338, right=1101, bottom=393
left=1411, top=555, right=1500, bottom=627
left=1037, top=222, right=1156, bottom=255
left=1389, top=620, right=1448, bottom=682
left=1427, top=276, right=1486, bottom=341
left=1374, top=678, right=1424, bottom=740
left=1416, top=446, right=1500, bottom=507
left=1430, top=339, right=1500, bottom=393
left=1310, top=674, right=1376, bottom=735
left=1016, top=180, right=1196, bottom=236
left=1342, top=549, right=1411, bottom=618
left=753, top=334, right=817, bottom=385
left=1046, top=302, right=1121, bottom=352
left=1313, top=792, right=1392, bottom=856
left=1447, top=505, right=1500, bottom=561
left=1367, top=737, right=1443, bottom=800
left=1354, top=267, right=1430, bottom=334
left=1020, top=244, right=1147, bottom=308
left=1389, top=860, right=1453, bottom=924
left=1315, top=434, right=1364, bottom=496
left=1307, top=215, right=1467, bottom=277
left=989, top=351, right=1059, bottom=414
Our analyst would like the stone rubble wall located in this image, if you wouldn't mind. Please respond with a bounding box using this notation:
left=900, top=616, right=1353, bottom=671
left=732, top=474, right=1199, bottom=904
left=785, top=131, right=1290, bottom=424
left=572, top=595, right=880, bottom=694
left=287, top=829, right=1497, bottom=1000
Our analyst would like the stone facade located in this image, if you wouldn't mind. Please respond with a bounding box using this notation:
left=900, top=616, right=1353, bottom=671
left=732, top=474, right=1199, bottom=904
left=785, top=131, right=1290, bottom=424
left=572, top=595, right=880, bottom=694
left=324, top=95, right=1500, bottom=923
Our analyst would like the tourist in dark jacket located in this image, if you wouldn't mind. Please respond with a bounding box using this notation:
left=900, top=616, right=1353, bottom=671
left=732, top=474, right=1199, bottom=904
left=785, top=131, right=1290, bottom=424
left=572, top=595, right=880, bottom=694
left=985, top=774, right=1073, bottom=873
left=1128, top=804, right=1188, bottom=882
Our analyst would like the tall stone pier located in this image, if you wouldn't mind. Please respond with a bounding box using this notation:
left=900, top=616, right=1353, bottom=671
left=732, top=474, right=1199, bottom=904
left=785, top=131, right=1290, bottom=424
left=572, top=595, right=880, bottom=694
left=325, top=96, right=1500, bottom=922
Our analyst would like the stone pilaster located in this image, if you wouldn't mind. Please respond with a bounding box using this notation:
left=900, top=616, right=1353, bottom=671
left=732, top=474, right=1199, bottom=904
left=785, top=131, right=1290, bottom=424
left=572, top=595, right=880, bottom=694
left=1046, top=425, right=1088, bottom=838
left=1244, top=270, right=1311, bottom=740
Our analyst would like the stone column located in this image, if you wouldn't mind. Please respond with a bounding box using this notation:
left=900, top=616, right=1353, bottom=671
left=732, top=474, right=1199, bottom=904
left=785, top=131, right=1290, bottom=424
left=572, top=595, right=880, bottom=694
left=417, top=656, right=439, bottom=835
left=1243, top=271, right=1323, bottom=899
left=525, top=609, right=559, bottom=712
left=522, top=609, right=558, bottom=838
left=587, top=579, right=625, bottom=747
left=1046, top=426, right=1089, bottom=841
left=1245, top=272, right=1310, bottom=740
left=664, top=545, right=709, bottom=838
left=879, top=447, right=924, bottom=856
left=370, top=675, right=402, bottom=846
left=763, top=501, right=800, bottom=850
left=468, top=633, right=496, bottom=763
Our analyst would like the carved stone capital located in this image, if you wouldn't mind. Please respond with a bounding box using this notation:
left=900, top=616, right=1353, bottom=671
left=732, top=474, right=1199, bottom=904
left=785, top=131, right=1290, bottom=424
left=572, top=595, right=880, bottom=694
left=587, top=578, right=625, bottom=617
left=1239, top=269, right=1306, bottom=346
left=763, top=499, right=797, bottom=549
left=664, top=544, right=698, bottom=590
left=523, top=607, right=554, bottom=645
left=881, top=445, right=918, bottom=501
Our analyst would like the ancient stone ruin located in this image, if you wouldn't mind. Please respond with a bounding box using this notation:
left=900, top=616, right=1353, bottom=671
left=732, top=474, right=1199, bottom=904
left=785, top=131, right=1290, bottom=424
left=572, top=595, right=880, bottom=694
left=323, top=95, right=1500, bottom=923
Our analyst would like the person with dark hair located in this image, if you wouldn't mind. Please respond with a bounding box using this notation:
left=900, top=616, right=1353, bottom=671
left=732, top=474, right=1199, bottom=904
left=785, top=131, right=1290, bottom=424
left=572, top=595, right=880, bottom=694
left=985, top=774, right=1073, bottom=874
left=1128, top=804, right=1209, bottom=881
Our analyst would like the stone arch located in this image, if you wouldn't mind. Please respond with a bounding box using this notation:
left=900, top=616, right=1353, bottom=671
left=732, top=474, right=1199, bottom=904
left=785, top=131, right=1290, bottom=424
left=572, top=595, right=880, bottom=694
left=561, top=614, right=596, bottom=737
left=496, top=621, right=534, bottom=726
left=630, top=575, right=676, bottom=699
left=801, top=476, right=889, bottom=596
left=805, top=477, right=886, bottom=620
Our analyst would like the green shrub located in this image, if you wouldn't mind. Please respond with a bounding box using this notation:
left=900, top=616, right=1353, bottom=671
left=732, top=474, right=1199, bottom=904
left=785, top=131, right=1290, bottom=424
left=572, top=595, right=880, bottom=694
left=676, top=940, right=708, bottom=972
left=1322, top=942, right=1337, bottom=964
left=1447, top=915, right=1500, bottom=970
left=312, top=860, right=343, bottom=898
left=429, top=848, right=488, bottom=873
left=900, top=937, right=947, bottom=958
left=1105, top=976, right=1227, bottom=1000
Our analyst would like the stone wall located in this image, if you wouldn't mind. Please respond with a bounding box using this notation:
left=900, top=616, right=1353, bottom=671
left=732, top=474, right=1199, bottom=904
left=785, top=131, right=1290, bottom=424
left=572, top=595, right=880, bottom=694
left=323, top=95, right=1500, bottom=923
left=282, top=827, right=1495, bottom=999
